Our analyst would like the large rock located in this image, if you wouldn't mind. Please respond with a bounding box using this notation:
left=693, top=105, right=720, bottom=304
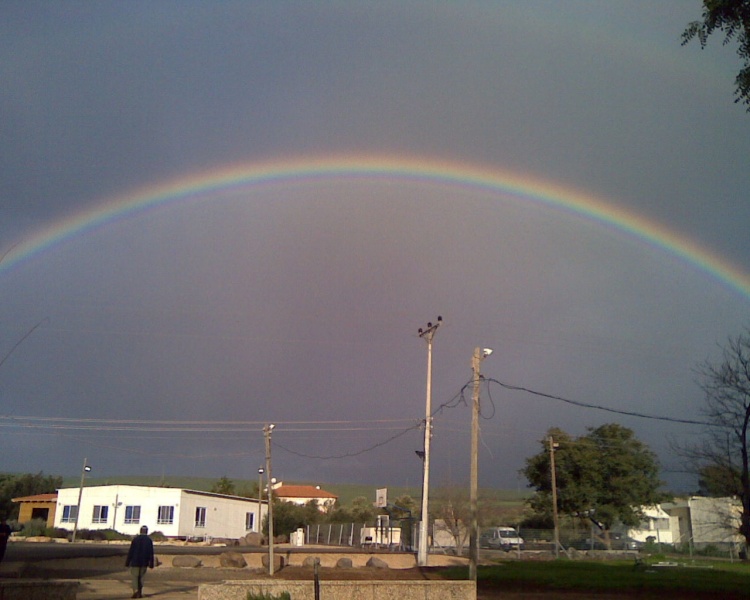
left=336, top=557, right=353, bottom=569
left=261, top=554, right=286, bottom=570
left=366, top=556, right=389, bottom=569
left=219, top=551, right=247, bottom=568
left=302, top=556, right=321, bottom=568
left=242, top=532, right=263, bottom=546
left=172, top=555, right=202, bottom=568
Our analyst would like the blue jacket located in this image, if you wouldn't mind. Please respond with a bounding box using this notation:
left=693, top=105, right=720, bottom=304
left=126, top=534, right=154, bottom=568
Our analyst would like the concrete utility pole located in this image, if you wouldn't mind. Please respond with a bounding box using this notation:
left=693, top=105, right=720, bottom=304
left=469, top=347, right=492, bottom=581
left=264, top=424, right=275, bottom=574
left=549, top=436, right=560, bottom=559
left=71, top=458, right=91, bottom=543
left=417, top=316, right=441, bottom=567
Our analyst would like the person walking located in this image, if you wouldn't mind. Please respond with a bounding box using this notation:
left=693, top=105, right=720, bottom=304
left=0, top=517, right=12, bottom=563
left=125, top=525, right=154, bottom=598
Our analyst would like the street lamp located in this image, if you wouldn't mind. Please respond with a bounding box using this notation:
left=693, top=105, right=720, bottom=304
left=417, top=316, right=441, bottom=567
left=257, top=467, right=264, bottom=533
left=264, top=424, right=275, bottom=575
left=71, top=458, right=92, bottom=543
left=469, top=347, right=493, bottom=581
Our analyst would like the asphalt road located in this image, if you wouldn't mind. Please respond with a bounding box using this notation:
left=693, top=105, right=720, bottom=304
left=4, top=541, right=250, bottom=562
left=4, top=540, right=419, bottom=562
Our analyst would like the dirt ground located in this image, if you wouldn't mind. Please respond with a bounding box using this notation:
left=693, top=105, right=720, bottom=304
left=10, top=547, right=746, bottom=599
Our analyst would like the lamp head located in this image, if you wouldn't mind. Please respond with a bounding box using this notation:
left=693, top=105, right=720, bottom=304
left=482, top=348, right=493, bottom=358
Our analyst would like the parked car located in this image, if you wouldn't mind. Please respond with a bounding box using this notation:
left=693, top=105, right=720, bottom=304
left=479, top=526, right=524, bottom=551
left=570, top=533, right=642, bottom=551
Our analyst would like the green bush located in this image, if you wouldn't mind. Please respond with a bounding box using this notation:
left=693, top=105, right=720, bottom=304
left=149, top=530, right=166, bottom=541
left=44, top=527, right=69, bottom=539
left=74, top=528, right=129, bottom=541
left=18, top=519, right=46, bottom=537
left=246, top=592, right=291, bottom=600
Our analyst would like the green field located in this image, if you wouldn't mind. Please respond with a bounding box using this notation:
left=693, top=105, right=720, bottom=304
left=442, top=560, right=750, bottom=598
left=61, top=476, right=525, bottom=503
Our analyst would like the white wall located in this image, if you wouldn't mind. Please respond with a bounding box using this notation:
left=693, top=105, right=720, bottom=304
left=627, top=506, right=675, bottom=544
left=54, top=485, right=266, bottom=540
left=179, top=490, right=264, bottom=539
left=688, top=497, right=742, bottom=545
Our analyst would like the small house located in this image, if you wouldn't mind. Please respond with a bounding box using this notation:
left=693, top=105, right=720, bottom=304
left=272, top=483, right=337, bottom=511
left=12, top=493, right=58, bottom=528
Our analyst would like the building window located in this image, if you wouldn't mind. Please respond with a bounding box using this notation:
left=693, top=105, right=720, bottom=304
left=92, top=505, right=108, bottom=524
left=157, top=505, right=174, bottom=525
left=195, top=507, right=206, bottom=528
left=245, top=512, right=255, bottom=531
left=61, top=505, right=78, bottom=523
left=124, top=506, right=141, bottom=524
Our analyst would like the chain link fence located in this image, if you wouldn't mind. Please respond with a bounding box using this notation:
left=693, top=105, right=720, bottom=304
left=304, top=521, right=416, bottom=550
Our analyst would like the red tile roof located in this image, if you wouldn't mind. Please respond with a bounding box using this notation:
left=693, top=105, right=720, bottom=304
left=12, top=493, right=58, bottom=503
left=273, top=485, right=337, bottom=499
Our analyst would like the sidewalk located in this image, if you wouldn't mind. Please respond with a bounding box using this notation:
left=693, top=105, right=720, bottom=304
left=1, top=561, right=201, bottom=599
left=76, top=578, right=199, bottom=599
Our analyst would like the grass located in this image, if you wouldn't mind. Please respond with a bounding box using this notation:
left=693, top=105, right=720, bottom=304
left=442, top=559, right=750, bottom=597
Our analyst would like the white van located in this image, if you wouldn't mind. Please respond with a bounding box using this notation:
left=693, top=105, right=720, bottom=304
left=479, top=526, right=524, bottom=551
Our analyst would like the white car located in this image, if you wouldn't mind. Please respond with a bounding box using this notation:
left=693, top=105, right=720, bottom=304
left=479, top=526, right=524, bottom=551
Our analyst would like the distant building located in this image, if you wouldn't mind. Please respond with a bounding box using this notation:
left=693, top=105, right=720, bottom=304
left=662, top=496, right=742, bottom=550
left=272, top=483, right=337, bottom=511
left=12, top=493, right=58, bottom=528
left=626, top=504, right=675, bottom=545
left=53, top=485, right=266, bottom=540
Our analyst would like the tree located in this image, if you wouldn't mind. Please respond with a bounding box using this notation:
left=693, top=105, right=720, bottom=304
left=682, top=0, right=750, bottom=110
left=390, top=494, right=417, bottom=520
left=686, top=329, right=750, bottom=549
left=263, top=500, right=324, bottom=539
left=210, top=476, right=236, bottom=496
left=523, top=424, right=666, bottom=547
left=0, top=472, right=62, bottom=520
left=432, top=486, right=470, bottom=555
left=349, top=496, right=377, bottom=523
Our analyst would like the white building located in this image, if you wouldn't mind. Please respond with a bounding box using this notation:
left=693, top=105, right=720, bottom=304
left=54, top=485, right=267, bottom=540
left=626, top=505, right=676, bottom=545
left=663, top=496, right=743, bottom=549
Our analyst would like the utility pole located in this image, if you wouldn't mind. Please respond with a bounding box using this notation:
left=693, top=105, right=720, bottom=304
left=469, top=347, right=492, bottom=581
left=71, top=458, right=91, bottom=543
left=264, top=424, right=275, bottom=574
left=549, top=436, right=560, bottom=559
left=417, top=316, right=441, bottom=567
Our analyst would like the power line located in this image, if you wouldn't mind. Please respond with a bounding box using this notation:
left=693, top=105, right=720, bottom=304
left=274, top=423, right=421, bottom=460
left=486, top=377, right=715, bottom=427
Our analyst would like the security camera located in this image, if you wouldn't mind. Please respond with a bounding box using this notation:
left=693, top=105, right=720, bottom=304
left=482, top=348, right=493, bottom=358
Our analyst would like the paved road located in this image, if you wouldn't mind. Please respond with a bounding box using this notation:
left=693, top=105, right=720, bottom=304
left=4, top=541, right=246, bottom=561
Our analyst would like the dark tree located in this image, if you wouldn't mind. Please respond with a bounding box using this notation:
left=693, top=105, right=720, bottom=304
left=523, top=424, right=666, bottom=546
left=683, top=0, right=750, bottom=110
left=0, top=472, right=62, bottom=520
left=210, top=476, right=236, bottom=496
left=687, top=329, right=750, bottom=549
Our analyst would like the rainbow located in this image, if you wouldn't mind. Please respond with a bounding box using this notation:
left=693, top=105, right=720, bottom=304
left=3, top=154, right=750, bottom=300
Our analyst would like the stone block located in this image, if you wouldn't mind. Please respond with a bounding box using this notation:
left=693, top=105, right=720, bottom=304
left=172, top=555, right=202, bottom=568
left=219, top=551, right=247, bottom=568
left=365, top=556, right=389, bottom=569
